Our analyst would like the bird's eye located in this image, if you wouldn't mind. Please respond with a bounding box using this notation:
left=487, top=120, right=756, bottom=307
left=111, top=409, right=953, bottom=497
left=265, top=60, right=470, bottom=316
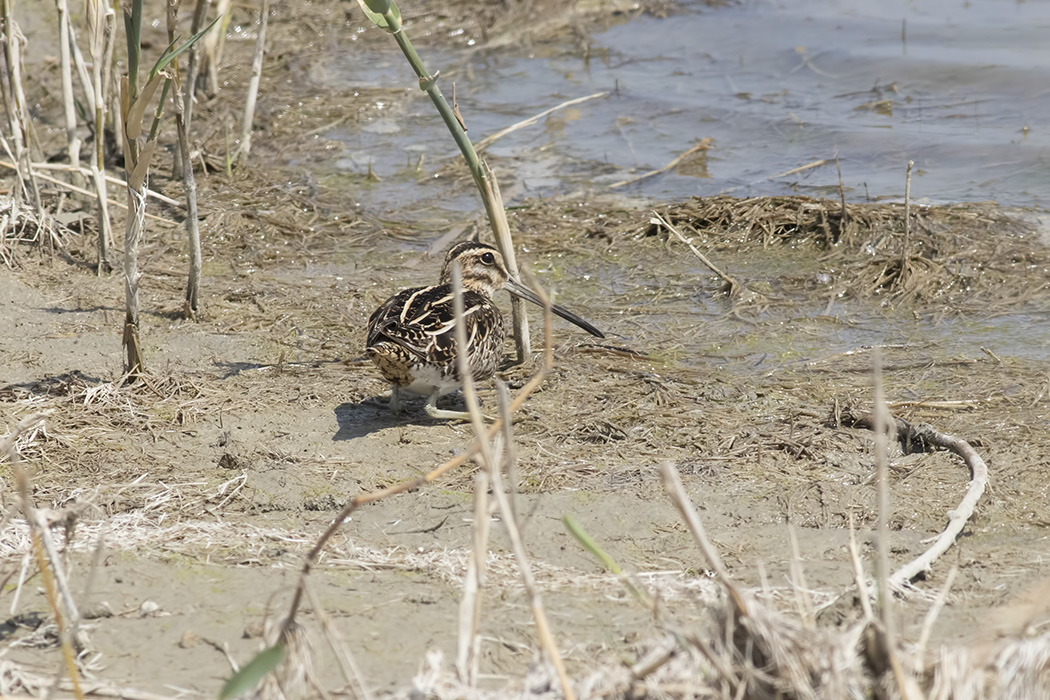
left=480, top=252, right=495, bottom=264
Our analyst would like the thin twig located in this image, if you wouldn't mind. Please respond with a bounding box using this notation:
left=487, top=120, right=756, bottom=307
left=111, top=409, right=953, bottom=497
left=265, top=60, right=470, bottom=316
left=916, top=565, right=958, bottom=660
left=610, top=138, right=712, bottom=189
left=303, top=579, right=372, bottom=700
left=901, top=159, right=914, bottom=268
left=787, top=524, right=814, bottom=628
left=771, top=158, right=827, bottom=179
left=474, top=91, right=608, bottom=152
left=0, top=160, right=179, bottom=225
left=659, top=462, right=749, bottom=619
left=14, top=468, right=84, bottom=700
left=847, top=513, right=874, bottom=621
left=651, top=209, right=741, bottom=296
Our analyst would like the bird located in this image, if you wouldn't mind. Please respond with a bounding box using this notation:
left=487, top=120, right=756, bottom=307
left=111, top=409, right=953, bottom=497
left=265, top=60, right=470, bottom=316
left=366, top=241, right=605, bottom=420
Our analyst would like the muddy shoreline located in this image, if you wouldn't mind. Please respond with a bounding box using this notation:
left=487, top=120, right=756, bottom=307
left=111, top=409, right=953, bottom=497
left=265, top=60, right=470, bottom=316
left=2, top=0, right=1050, bottom=696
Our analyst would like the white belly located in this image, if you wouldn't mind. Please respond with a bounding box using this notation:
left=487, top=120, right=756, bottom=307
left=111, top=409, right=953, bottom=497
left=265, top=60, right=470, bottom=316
left=403, top=365, right=462, bottom=397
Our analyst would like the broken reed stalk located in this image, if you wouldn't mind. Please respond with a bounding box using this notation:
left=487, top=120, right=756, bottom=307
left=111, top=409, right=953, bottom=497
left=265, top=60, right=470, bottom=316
left=659, top=462, right=749, bottom=619
left=479, top=160, right=529, bottom=360
left=118, top=1, right=214, bottom=374
left=237, top=0, right=268, bottom=168
left=450, top=261, right=495, bottom=463
left=303, top=580, right=372, bottom=700
left=56, top=0, right=82, bottom=174
left=166, top=0, right=204, bottom=319
left=359, top=0, right=531, bottom=361
left=201, top=0, right=232, bottom=94
left=484, top=382, right=577, bottom=700
left=455, top=470, right=489, bottom=686
left=180, top=0, right=211, bottom=173
left=0, top=160, right=179, bottom=225
left=119, top=0, right=150, bottom=378
left=9, top=452, right=84, bottom=700
left=450, top=262, right=495, bottom=685
left=897, top=159, right=914, bottom=289
left=101, top=0, right=120, bottom=162
left=847, top=513, right=875, bottom=622
left=277, top=284, right=557, bottom=641
left=651, top=209, right=741, bottom=296
left=870, top=348, right=918, bottom=698
left=87, top=0, right=113, bottom=272
left=836, top=155, right=848, bottom=234
left=2, top=1, right=42, bottom=215
left=609, top=138, right=712, bottom=189
left=916, top=565, right=958, bottom=661
left=474, top=91, right=609, bottom=152
left=453, top=267, right=573, bottom=698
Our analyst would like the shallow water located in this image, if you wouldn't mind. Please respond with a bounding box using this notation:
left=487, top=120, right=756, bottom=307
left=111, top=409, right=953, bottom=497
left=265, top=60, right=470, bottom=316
left=330, top=0, right=1050, bottom=211
left=321, top=0, right=1050, bottom=365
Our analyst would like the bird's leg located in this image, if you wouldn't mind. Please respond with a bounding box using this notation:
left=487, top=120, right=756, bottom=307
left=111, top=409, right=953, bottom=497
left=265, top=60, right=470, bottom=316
left=423, top=390, right=495, bottom=422
left=389, top=385, right=402, bottom=415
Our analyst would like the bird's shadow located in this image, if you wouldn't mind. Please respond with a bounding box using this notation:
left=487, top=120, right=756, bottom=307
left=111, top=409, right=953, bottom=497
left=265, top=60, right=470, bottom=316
left=333, top=394, right=471, bottom=440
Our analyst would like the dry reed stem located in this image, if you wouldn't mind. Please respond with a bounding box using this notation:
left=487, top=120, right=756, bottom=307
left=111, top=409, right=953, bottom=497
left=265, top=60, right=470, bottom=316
left=87, top=0, right=114, bottom=267
left=872, top=348, right=893, bottom=627
left=771, top=158, right=827, bottom=179
left=916, top=565, right=958, bottom=662
left=450, top=261, right=496, bottom=461
left=658, top=462, right=748, bottom=619
left=0, top=412, right=48, bottom=459
left=473, top=91, right=608, bottom=152
left=609, top=138, right=712, bottom=189
left=303, top=579, right=372, bottom=700
left=13, top=467, right=84, bottom=700
left=56, top=0, right=82, bottom=173
left=455, top=470, right=490, bottom=686
left=22, top=161, right=182, bottom=207
left=166, top=1, right=204, bottom=318
left=900, top=159, right=915, bottom=280
left=847, top=513, right=875, bottom=622
left=450, top=259, right=496, bottom=683
left=871, top=348, right=922, bottom=699
left=0, top=160, right=180, bottom=225
left=787, top=524, right=815, bottom=628
left=484, top=377, right=575, bottom=700
left=480, top=160, right=530, bottom=362
left=237, top=0, right=269, bottom=168
left=2, top=4, right=42, bottom=213
left=650, top=209, right=741, bottom=296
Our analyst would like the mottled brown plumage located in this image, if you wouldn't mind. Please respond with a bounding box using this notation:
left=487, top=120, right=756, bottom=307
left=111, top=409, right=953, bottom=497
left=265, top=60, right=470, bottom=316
left=366, top=241, right=603, bottom=420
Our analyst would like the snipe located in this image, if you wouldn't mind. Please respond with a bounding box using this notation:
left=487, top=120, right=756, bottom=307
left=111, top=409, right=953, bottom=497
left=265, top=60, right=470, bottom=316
left=366, top=241, right=604, bottom=420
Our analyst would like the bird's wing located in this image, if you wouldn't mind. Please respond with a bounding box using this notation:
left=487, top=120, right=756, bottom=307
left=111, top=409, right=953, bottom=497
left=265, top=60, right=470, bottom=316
left=367, top=285, right=496, bottom=368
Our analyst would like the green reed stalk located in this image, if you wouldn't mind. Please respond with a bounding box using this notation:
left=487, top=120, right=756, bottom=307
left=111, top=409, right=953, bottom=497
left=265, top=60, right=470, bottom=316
left=359, top=0, right=532, bottom=360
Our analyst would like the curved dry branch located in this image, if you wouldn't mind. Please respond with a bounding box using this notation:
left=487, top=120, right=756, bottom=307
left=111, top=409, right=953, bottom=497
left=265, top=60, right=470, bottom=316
left=839, top=407, right=988, bottom=592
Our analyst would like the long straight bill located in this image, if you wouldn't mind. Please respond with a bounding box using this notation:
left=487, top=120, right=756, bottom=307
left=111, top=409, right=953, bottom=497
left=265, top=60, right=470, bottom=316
left=504, top=277, right=605, bottom=339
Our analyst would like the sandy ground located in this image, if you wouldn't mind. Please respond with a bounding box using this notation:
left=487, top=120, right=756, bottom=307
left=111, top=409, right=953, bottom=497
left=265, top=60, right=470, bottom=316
left=3, top=0, right=1050, bottom=697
